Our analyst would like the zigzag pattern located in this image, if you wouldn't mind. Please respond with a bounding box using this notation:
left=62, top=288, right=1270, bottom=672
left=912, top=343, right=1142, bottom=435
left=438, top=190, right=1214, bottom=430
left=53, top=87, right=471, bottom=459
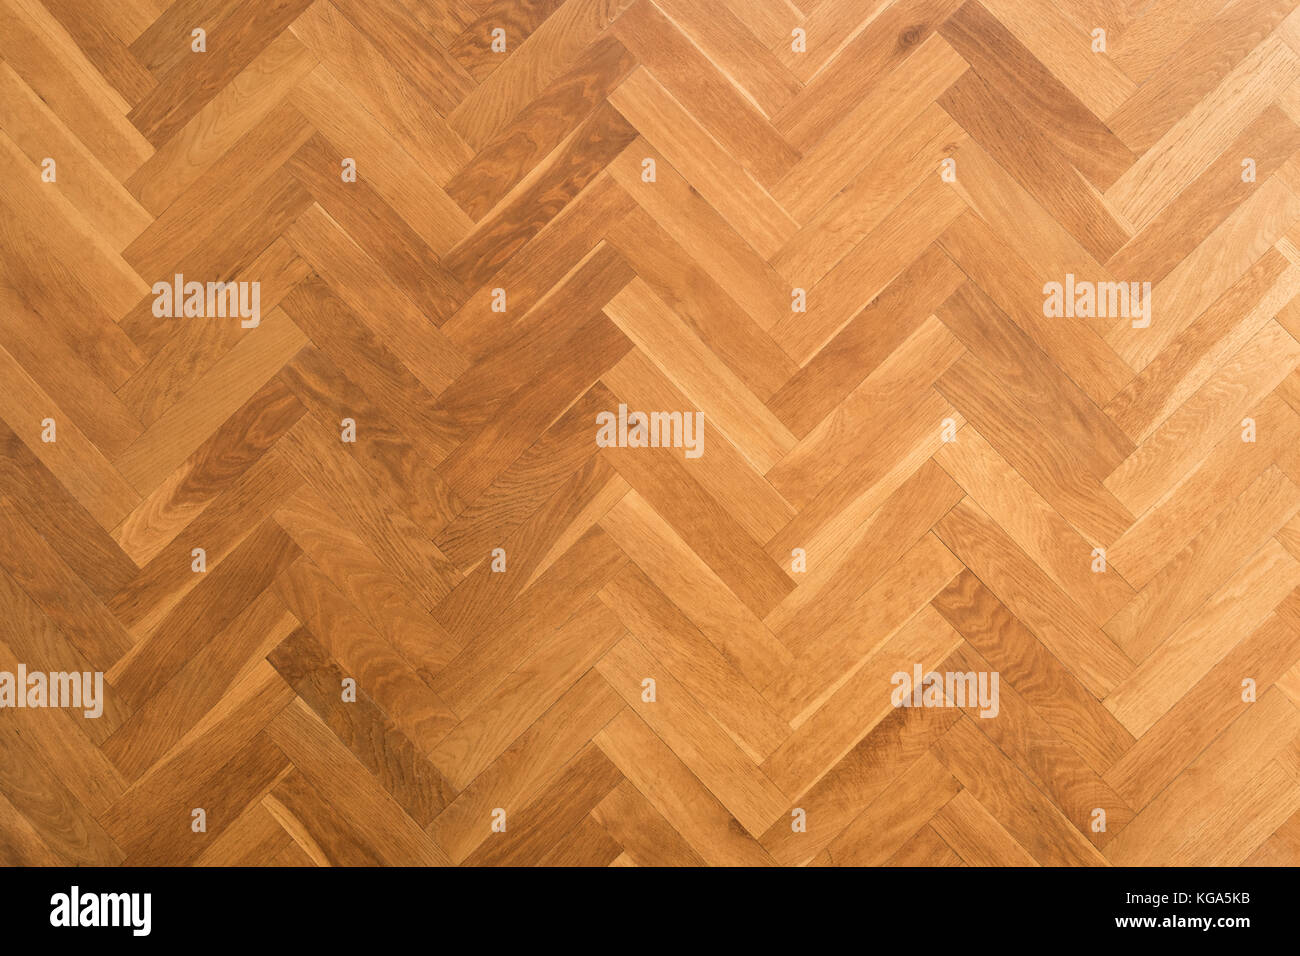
left=3, top=0, right=1300, bottom=866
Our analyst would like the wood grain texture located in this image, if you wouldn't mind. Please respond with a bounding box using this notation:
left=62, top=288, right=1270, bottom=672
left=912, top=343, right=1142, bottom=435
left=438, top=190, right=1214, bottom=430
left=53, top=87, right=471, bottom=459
left=3, top=0, right=1300, bottom=868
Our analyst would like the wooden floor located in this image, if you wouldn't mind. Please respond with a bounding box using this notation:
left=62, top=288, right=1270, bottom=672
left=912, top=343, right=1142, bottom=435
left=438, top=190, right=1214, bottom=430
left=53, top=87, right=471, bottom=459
left=3, top=0, right=1300, bottom=868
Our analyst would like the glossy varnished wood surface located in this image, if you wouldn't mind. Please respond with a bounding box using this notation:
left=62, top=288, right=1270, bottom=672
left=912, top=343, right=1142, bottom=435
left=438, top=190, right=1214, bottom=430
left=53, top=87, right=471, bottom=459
left=3, top=0, right=1300, bottom=866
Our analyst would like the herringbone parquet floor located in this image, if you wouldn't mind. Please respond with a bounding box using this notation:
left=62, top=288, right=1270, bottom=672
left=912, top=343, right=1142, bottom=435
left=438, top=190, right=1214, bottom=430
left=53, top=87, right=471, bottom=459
left=4, top=0, right=1300, bottom=868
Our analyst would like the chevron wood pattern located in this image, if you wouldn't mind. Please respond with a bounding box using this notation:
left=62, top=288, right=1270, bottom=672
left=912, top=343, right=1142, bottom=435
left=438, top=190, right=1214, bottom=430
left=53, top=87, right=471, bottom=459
left=4, top=0, right=1300, bottom=869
